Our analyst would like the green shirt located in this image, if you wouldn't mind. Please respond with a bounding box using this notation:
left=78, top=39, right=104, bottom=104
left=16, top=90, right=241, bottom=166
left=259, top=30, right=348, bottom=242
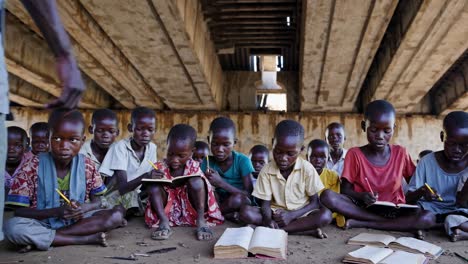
left=201, top=151, right=254, bottom=193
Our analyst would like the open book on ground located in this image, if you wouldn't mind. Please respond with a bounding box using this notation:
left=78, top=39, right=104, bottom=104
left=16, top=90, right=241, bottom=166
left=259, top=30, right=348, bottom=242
left=141, top=174, right=201, bottom=185
left=343, top=246, right=427, bottom=264
left=348, top=233, right=443, bottom=259
left=214, top=226, right=288, bottom=259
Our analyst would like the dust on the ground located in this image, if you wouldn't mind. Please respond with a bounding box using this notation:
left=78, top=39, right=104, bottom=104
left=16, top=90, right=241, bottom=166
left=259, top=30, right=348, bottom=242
left=0, top=213, right=467, bottom=264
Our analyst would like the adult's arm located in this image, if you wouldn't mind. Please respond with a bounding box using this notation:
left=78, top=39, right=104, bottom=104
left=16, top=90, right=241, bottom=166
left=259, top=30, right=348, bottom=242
left=21, top=0, right=85, bottom=109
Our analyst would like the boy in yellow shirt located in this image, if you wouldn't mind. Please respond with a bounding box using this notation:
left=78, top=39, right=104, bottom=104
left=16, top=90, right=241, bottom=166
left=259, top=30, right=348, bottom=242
left=239, top=120, right=332, bottom=238
left=307, top=139, right=345, bottom=227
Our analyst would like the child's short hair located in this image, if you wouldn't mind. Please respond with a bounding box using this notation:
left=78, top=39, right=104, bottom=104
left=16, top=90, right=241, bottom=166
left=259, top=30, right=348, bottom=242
left=195, top=140, right=209, bottom=150
left=167, top=124, right=197, bottom=147
left=418, top=150, right=432, bottom=159
left=131, top=107, right=156, bottom=124
left=364, top=100, right=395, bottom=120
left=443, top=111, right=468, bottom=130
left=91, top=108, right=117, bottom=125
left=48, top=109, right=85, bottom=133
left=250, top=145, right=269, bottom=155
left=274, top=119, right=304, bottom=142
left=326, top=122, right=345, bottom=132
left=29, top=122, right=49, bottom=135
left=308, top=139, right=329, bottom=151
left=8, top=126, right=28, bottom=145
left=209, top=117, right=236, bottom=135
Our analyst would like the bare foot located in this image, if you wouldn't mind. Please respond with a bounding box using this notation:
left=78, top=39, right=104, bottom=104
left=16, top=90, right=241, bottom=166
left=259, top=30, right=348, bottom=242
left=451, top=228, right=468, bottom=242
left=314, top=228, right=328, bottom=239
left=120, top=218, right=128, bottom=227
left=87, top=232, right=108, bottom=247
left=416, top=230, right=425, bottom=240
left=343, top=219, right=355, bottom=230
left=196, top=226, right=214, bottom=241
left=18, top=245, right=33, bottom=253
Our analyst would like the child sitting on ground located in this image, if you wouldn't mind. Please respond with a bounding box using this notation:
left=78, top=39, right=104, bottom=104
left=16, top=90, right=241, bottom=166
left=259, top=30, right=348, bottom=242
left=320, top=100, right=433, bottom=238
left=4, top=109, right=125, bottom=252
left=240, top=120, right=332, bottom=238
left=79, top=109, right=119, bottom=172
left=201, top=117, right=254, bottom=222
left=249, top=144, right=269, bottom=185
left=406, top=111, right=468, bottom=242
left=145, top=124, right=223, bottom=241
left=5, top=127, right=30, bottom=196
left=193, top=141, right=209, bottom=164
left=99, top=107, right=157, bottom=215
left=325, top=122, right=347, bottom=176
left=29, top=122, right=50, bottom=155
left=307, top=139, right=345, bottom=227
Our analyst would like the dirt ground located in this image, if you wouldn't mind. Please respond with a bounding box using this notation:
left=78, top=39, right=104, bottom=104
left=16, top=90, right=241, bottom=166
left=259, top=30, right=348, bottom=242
left=0, top=211, right=467, bottom=264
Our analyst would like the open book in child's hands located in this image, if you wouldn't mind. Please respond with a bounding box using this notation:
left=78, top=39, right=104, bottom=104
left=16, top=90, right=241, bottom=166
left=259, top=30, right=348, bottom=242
left=366, top=201, right=419, bottom=214
left=214, top=226, right=288, bottom=259
left=343, top=246, right=427, bottom=264
left=141, top=174, right=201, bottom=185
left=348, top=233, right=443, bottom=259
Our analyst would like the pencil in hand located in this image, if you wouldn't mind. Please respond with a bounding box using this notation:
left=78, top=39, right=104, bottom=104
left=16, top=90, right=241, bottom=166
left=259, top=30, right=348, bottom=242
left=55, top=188, right=71, bottom=205
left=147, top=160, right=159, bottom=170
left=424, top=183, right=443, bottom=201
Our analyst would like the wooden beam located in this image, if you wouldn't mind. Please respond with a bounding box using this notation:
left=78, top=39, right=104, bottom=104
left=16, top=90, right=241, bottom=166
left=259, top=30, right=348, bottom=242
left=215, top=12, right=292, bottom=19
left=8, top=74, right=54, bottom=108
left=367, top=0, right=468, bottom=113
left=207, top=4, right=296, bottom=12
left=300, top=0, right=397, bottom=112
left=5, top=4, right=138, bottom=109
left=208, top=19, right=293, bottom=26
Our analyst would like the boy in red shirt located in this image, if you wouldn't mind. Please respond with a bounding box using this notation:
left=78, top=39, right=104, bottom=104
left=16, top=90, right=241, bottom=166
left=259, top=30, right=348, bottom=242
left=321, top=100, right=434, bottom=238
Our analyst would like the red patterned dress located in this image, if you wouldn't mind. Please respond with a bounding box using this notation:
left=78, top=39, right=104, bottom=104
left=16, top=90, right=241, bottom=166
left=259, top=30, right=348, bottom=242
left=144, top=159, right=224, bottom=228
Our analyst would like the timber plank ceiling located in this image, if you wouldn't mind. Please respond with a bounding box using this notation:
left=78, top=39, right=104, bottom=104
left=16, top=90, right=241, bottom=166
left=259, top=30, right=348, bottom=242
left=4, top=0, right=468, bottom=115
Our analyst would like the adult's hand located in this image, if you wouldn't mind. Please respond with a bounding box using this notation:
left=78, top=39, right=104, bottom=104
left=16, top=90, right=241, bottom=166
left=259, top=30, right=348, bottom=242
left=46, top=54, right=85, bottom=109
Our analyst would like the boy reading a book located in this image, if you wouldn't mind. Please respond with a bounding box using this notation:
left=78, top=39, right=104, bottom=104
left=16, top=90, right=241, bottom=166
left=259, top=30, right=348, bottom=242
left=307, top=139, right=345, bottom=227
left=99, top=107, right=157, bottom=215
left=202, top=117, right=255, bottom=222
left=79, top=109, right=119, bottom=171
left=29, top=122, right=50, bottom=155
left=193, top=141, right=209, bottom=164
left=5, top=127, right=30, bottom=195
left=406, top=111, right=468, bottom=241
left=4, top=109, right=125, bottom=251
left=145, top=124, right=223, bottom=240
left=240, top=120, right=332, bottom=238
left=320, top=100, right=433, bottom=237
left=325, top=122, right=347, bottom=176
left=249, top=144, right=269, bottom=185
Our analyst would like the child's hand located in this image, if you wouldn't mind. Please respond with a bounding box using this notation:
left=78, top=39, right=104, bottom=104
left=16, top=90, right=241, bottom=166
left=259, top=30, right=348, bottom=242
left=420, top=186, right=439, bottom=201
left=360, top=192, right=377, bottom=206
left=147, top=169, right=165, bottom=179
left=205, top=168, right=224, bottom=187
left=263, top=219, right=279, bottom=229
left=61, top=200, right=84, bottom=220
left=272, top=209, right=293, bottom=227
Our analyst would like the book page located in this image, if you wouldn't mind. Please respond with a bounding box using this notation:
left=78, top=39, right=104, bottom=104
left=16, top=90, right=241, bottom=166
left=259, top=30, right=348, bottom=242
left=372, top=201, right=396, bottom=207
left=396, top=203, right=419, bottom=208
left=141, top=178, right=172, bottom=183
left=214, top=227, right=254, bottom=251
left=348, top=233, right=396, bottom=246
left=392, top=237, right=442, bottom=256
left=172, top=174, right=202, bottom=181
left=248, top=226, right=287, bottom=251
left=380, top=251, right=426, bottom=264
left=347, top=246, right=393, bottom=264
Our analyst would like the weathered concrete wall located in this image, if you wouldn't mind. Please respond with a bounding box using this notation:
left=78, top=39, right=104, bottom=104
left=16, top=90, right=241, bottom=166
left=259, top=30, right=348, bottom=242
left=7, top=107, right=443, bottom=162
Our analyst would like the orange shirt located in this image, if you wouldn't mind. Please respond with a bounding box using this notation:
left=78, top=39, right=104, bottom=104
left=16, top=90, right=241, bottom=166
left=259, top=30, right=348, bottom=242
left=341, top=145, right=415, bottom=204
